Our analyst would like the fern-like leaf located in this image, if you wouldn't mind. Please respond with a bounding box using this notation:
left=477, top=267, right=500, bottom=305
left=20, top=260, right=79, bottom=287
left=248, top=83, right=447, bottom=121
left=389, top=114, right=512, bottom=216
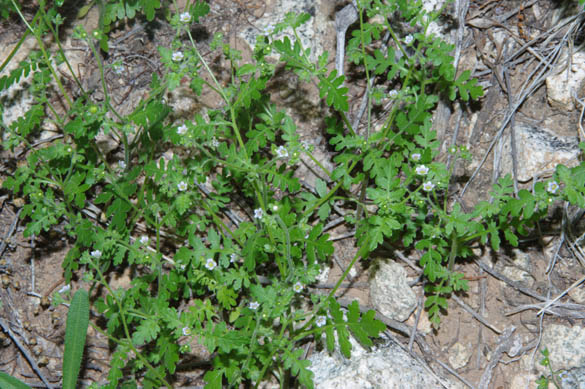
left=318, top=70, right=349, bottom=112
left=327, top=298, right=385, bottom=358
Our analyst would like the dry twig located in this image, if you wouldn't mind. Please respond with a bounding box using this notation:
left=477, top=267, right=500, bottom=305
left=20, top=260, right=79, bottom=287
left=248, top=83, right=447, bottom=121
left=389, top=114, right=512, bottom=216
left=452, top=294, right=502, bottom=334
left=0, top=208, right=22, bottom=260
left=0, top=318, right=54, bottom=389
left=478, top=326, right=516, bottom=389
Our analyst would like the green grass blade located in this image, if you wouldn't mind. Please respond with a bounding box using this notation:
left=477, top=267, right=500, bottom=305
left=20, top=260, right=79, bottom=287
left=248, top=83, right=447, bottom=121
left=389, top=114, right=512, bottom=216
left=62, top=288, right=89, bottom=389
left=0, top=371, right=31, bottom=389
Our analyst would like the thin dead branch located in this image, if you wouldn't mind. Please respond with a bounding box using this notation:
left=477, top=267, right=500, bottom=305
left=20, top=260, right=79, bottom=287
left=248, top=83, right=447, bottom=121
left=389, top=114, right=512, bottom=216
left=0, top=318, right=54, bottom=389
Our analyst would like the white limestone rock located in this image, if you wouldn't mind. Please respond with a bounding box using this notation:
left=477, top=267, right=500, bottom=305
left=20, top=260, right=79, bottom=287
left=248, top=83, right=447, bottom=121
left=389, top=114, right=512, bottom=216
left=239, top=0, right=327, bottom=63
left=568, top=286, right=585, bottom=304
left=546, top=51, right=585, bottom=111
left=500, top=124, right=580, bottom=182
left=448, top=342, right=472, bottom=370
left=309, top=334, right=462, bottom=389
left=497, top=249, right=535, bottom=286
left=369, top=260, right=417, bottom=322
left=537, top=324, right=585, bottom=375
left=509, top=372, right=540, bottom=389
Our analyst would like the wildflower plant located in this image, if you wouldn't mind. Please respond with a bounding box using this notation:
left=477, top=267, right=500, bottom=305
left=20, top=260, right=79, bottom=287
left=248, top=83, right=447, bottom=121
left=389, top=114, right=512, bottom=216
left=2, top=0, right=585, bottom=388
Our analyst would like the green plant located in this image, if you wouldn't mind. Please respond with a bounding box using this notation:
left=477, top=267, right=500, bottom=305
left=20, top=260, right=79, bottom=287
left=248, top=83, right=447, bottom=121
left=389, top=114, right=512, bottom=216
left=0, top=371, right=31, bottom=389
left=0, top=289, right=90, bottom=389
left=536, top=348, right=562, bottom=389
left=0, top=0, right=14, bottom=19
left=2, top=0, right=585, bottom=388
left=63, top=289, right=90, bottom=389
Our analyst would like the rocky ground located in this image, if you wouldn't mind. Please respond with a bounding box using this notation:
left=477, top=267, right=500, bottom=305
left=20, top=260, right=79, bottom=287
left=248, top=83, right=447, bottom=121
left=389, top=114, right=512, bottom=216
left=2, top=0, right=585, bottom=388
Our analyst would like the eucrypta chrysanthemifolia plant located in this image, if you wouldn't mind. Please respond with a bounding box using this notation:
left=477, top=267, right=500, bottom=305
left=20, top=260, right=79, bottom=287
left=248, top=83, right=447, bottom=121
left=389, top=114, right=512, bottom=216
left=2, top=0, right=585, bottom=388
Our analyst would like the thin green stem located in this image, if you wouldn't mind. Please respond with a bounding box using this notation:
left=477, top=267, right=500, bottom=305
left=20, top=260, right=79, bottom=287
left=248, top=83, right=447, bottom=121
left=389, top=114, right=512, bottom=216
left=86, top=38, right=124, bottom=122
left=85, top=255, right=172, bottom=387
left=10, top=0, right=73, bottom=108
left=40, top=7, right=85, bottom=94
left=275, top=215, right=293, bottom=281
left=0, top=11, right=39, bottom=74
left=447, top=230, right=458, bottom=272
left=355, top=2, right=372, bottom=223
left=199, top=198, right=243, bottom=247
left=240, top=313, right=262, bottom=384
left=186, top=31, right=250, bottom=158
left=296, top=239, right=370, bottom=335
left=304, top=150, right=332, bottom=178
left=302, top=156, right=361, bottom=220
left=254, top=316, right=291, bottom=389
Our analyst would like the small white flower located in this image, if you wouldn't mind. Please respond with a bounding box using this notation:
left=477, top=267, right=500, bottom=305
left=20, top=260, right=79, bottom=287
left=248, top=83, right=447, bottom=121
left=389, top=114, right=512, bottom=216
left=388, top=90, right=398, bottom=98
left=172, top=51, right=184, bottom=62
left=230, top=253, right=238, bottom=263
left=58, top=284, right=71, bottom=294
left=293, top=282, right=303, bottom=293
left=177, top=124, right=188, bottom=135
left=182, top=326, right=191, bottom=336
left=139, top=235, right=149, bottom=245
left=177, top=181, right=188, bottom=191
left=404, top=34, right=414, bottom=45
left=113, top=63, right=124, bottom=74
left=249, top=301, right=260, bottom=310
left=178, top=264, right=186, bottom=271
left=411, top=153, right=421, bottom=162
left=211, top=137, right=219, bottom=148
left=205, top=258, right=217, bottom=271
left=547, top=181, right=559, bottom=194
left=90, top=250, right=102, bottom=258
left=118, top=160, right=126, bottom=169
left=276, top=145, right=288, bottom=158
left=415, top=165, right=429, bottom=175
left=315, top=315, right=327, bottom=328
left=271, top=204, right=279, bottom=212
left=422, top=181, right=435, bottom=192
left=263, top=25, right=274, bottom=34
left=301, top=141, right=310, bottom=151
left=179, top=12, right=191, bottom=23
left=254, top=208, right=263, bottom=219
